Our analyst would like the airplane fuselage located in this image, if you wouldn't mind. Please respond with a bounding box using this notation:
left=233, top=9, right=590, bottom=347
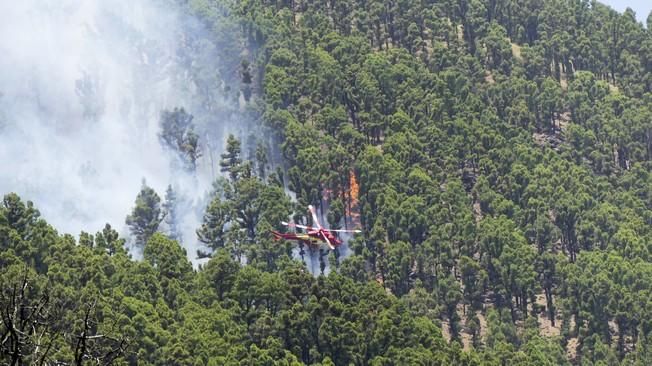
left=271, top=229, right=343, bottom=248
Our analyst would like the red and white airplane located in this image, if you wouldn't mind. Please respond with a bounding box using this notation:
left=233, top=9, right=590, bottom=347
left=271, top=205, right=361, bottom=250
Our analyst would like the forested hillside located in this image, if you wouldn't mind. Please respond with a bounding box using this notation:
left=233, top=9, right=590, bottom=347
left=2, top=0, right=652, bottom=364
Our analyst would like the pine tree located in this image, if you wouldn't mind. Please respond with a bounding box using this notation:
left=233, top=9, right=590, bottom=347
left=197, top=196, right=230, bottom=251
left=126, top=180, right=163, bottom=247
left=255, top=142, right=268, bottom=179
left=162, top=185, right=181, bottom=242
left=159, top=107, right=193, bottom=151
left=159, top=107, right=201, bottom=171
left=241, top=60, right=253, bottom=102
left=180, top=127, right=201, bottom=171
left=220, top=134, right=242, bottom=181
left=95, top=223, right=126, bottom=256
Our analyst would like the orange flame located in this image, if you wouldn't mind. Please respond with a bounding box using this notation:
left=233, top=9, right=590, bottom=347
left=321, top=169, right=361, bottom=229
left=347, top=170, right=361, bottom=227
left=349, top=170, right=359, bottom=206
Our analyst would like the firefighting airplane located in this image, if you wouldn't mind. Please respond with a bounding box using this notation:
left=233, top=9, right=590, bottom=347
left=270, top=205, right=361, bottom=250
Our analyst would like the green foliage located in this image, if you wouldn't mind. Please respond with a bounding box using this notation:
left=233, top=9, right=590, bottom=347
left=4, top=0, right=652, bottom=363
left=220, top=134, right=243, bottom=181
left=162, top=185, right=181, bottom=242
left=159, top=107, right=201, bottom=171
left=125, top=182, right=163, bottom=247
left=218, top=0, right=652, bottom=362
left=197, top=193, right=230, bottom=251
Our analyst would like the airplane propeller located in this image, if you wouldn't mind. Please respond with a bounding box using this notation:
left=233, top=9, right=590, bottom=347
left=281, top=221, right=315, bottom=231
left=308, top=205, right=323, bottom=229
left=323, top=235, right=335, bottom=250
left=329, top=229, right=362, bottom=233
left=282, top=221, right=360, bottom=234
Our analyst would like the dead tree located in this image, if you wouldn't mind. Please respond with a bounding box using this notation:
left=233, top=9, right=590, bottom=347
left=72, top=298, right=129, bottom=366
left=0, top=270, right=55, bottom=365
left=1, top=270, right=128, bottom=365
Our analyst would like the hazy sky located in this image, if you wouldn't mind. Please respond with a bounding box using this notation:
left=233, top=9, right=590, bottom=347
left=601, top=0, right=651, bottom=23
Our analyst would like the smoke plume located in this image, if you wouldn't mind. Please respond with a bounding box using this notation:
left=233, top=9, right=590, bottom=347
left=0, top=0, right=249, bottom=261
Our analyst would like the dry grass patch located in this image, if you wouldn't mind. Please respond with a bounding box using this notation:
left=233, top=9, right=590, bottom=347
left=511, top=42, right=522, bottom=61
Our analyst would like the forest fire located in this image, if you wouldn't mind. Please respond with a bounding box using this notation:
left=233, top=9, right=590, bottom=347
left=346, top=169, right=361, bottom=227
left=319, top=170, right=360, bottom=228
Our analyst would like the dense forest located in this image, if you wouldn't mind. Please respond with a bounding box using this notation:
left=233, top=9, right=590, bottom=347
left=2, top=0, right=652, bottom=364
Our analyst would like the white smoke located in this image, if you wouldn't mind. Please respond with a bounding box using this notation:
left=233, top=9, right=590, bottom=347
left=0, top=0, right=247, bottom=262
left=289, top=203, right=355, bottom=276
